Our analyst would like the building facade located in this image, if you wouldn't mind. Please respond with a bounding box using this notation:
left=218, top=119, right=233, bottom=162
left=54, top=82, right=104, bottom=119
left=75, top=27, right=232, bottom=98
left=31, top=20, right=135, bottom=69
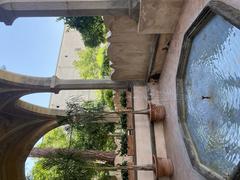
left=0, top=1, right=240, bottom=180
left=49, top=26, right=96, bottom=109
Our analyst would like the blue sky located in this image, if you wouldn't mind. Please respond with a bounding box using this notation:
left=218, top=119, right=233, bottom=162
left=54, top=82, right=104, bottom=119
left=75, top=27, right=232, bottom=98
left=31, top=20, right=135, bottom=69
left=0, top=17, right=64, bottom=177
left=0, top=17, right=64, bottom=107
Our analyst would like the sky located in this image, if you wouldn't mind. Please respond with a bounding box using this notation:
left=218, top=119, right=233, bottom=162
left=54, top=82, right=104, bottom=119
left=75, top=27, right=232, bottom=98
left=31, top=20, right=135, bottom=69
left=0, top=17, right=64, bottom=177
left=0, top=17, right=64, bottom=107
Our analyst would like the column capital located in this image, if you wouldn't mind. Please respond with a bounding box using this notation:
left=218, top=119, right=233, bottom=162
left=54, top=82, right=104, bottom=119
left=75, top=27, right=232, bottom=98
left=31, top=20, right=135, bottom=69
left=50, top=76, right=60, bottom=94
left=0, top=7, right=15, bottom=25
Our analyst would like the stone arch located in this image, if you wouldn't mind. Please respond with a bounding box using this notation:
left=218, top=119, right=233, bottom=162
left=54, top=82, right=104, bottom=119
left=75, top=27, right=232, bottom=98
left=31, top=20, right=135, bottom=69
left=0, top=1, right=142, bottom=177
left=0, top=102, right=60, bottom=180
left=0, top=69, right=131, bottom=179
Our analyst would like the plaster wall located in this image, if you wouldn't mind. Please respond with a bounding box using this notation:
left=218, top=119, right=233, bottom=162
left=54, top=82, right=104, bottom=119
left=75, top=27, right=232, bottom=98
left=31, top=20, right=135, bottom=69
left=138, top=0, right=184, bottom=34
left=104, top=16, right=156, bottom=81
left=157, top=0, right=240, bottom=179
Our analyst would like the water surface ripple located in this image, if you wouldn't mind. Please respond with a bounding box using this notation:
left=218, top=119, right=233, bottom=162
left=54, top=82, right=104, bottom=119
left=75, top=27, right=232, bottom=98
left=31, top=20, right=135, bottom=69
left=184, top=15, right=240, bottom=177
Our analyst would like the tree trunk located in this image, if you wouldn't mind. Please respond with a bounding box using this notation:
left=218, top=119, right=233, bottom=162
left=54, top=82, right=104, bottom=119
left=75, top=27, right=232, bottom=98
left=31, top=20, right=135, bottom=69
left=30, top=148, right=116, bottom=164
left=63, top=164, right=154, bottom=171
left=92, top=164, right=154, bottom=171
left=102, top=109, right=149, bottom=115
left=61, top=108, right=150, bottom=125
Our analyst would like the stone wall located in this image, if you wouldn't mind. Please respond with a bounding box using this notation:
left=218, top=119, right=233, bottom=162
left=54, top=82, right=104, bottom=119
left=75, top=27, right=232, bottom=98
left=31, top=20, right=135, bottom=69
left=104, top=16, right=156, bottom=81
left=138, top=0, right=184, bottom=34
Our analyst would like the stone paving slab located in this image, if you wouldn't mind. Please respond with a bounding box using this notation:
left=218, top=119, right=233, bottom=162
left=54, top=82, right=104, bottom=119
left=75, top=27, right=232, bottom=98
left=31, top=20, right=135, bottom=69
left=133, top=85, right=154, bottom=180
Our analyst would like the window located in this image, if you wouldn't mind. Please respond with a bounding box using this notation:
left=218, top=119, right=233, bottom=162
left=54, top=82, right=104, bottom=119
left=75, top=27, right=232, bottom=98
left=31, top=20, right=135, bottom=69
left=177, top=2, right=240, bottom=179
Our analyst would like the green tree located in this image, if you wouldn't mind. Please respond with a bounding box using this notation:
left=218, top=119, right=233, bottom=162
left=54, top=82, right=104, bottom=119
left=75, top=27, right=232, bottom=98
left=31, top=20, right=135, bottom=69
left=31, top=100, right=151, bottom=179
left=38, top=127, right=68, bottom=149
left=33, top=158, right=98, bottom=180
left=74, top=46, right=111, bottom=79
left=32, top=158, right=59, bottom=180
left=60, top=16, right=106, bottom=47
left=30, top=147, right=116, bottom=164
left=59, top=100, right=117, bottom=151
left=31, top=101, right=117, bottom=180
left=74, top=47, right=101, bottom=79
left=74, top=46, right=114, bottom=110
left=101, top=90, right=115, bottom=110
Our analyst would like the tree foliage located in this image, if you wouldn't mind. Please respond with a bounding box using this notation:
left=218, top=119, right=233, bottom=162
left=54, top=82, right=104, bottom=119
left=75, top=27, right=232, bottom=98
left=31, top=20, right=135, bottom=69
left=32, top=158, right=59, bottom=180
left=120, top=113, right=127, bottom=130
left=37, top=128, right=68, bottom=149
left=74, top=46, right=114, bottom=110
left=120, top=132, right=128, bottom=156
left=120, top=91, right=127, bottom=108
left=74, top=47, right=100, bottom=79
left=101, top=90, right=115, bottom=110
left=59, top=16, right=106, bottom=47
left=74, top=46, right=111, bottom=80
left=58, top=100, right=117, bottom=151
left=33, top=158, right=97, bottom=180
left=31, top=101, right=117, bottom=180
left=121, top=161, right=129, bottom=180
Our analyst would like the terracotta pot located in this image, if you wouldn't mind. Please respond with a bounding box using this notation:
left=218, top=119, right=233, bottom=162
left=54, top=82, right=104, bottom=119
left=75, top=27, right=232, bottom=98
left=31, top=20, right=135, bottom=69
left=148, top=103, right=166, bottom=122
left=153, top=155, right=174, bottom=177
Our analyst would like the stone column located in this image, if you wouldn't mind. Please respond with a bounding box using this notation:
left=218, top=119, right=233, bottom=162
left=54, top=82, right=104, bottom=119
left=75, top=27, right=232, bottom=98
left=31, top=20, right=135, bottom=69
left=0, top=0, right=139, bottom=25
left=56, top=79, right=130, bottom=90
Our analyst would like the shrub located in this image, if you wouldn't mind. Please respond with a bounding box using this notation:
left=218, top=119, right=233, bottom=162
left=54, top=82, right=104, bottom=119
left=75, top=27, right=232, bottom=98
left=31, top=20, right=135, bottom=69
left=120, top=91, right=127, bottom=108
left=120, top=132, right=128, bottom=156
left=121, top=161, right=128, bottom=180
left=101, top=55, right=111, bottom=77
left=103, top=90, right=115, bottom=110
left=120, top=113, right=127, bottom=130
left=59, top=16, right=106, bottom=47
